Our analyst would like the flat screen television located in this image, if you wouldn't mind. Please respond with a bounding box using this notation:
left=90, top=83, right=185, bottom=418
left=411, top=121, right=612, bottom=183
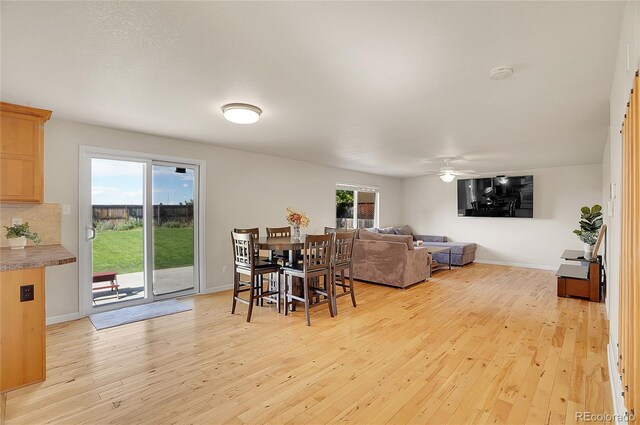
left=457, top=175, right=534, bottom=218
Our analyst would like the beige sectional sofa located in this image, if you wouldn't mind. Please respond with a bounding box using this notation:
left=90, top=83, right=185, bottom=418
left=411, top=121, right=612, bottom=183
left=351, top=229, right=431, bottom=288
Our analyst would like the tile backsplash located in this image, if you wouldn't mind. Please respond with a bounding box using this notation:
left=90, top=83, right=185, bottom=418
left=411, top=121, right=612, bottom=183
left=0, top=203, right=61, bottom=247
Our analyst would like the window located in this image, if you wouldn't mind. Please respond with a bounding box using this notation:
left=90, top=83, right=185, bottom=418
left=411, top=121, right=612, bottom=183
left=336, top=184, right=379, bottom=229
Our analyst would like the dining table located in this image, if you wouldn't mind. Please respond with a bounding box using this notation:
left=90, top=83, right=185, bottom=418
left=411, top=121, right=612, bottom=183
left=256, top=236, right=305, bottom=265
left=255, top=236, right=308, bottom=311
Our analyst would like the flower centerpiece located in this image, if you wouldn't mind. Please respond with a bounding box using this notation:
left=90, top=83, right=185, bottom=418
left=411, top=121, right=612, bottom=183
left=572, top=204, right=603, bottom=255
left=4, top=222, right=41, bottom=250
left=286, top=207, right=309, bottom=240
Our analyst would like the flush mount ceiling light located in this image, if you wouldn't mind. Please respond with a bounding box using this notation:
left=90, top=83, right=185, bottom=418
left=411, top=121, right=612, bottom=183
left=439, top=171, right=456, bottom=183
left=496, top=175, right=509, bottom=184
left=221, top=103, right=262, bottom=124
left=489, top=66, right=514, bottom=80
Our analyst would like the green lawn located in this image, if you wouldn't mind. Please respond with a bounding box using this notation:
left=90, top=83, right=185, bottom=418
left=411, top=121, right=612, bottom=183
left=93, top=227, right=194, bottom=274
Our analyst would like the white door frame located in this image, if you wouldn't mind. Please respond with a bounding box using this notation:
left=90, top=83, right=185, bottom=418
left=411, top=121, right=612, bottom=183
left=78, top=145, right=207, bottom=317
left=336, top=183, right=380, bottom=228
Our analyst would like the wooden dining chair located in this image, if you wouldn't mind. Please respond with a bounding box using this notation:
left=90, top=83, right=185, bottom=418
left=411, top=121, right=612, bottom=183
left=266, top=226, right=292, bottom=265
left=234, top=227, right=271, bottom=305
left=282, top=233, right=334, bottom=326
left=234, top=227, right=270, bottom=260
left=332, top=231, right=357, bottom=314
left=234, top=227, right=259, bottom=238
left=266, top=226, right=291, bottom=237
left=230, top=231, right=281, bottom=322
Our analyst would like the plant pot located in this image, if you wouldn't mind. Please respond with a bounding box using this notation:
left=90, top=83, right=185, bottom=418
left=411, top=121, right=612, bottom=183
left=583, top=242, right=594, bottom=256
left=7, top=236, right=26, bottom=250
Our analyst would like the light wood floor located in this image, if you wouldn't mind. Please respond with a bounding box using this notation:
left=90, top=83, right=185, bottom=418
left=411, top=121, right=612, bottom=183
left=4, top=264, right=612, bottom=425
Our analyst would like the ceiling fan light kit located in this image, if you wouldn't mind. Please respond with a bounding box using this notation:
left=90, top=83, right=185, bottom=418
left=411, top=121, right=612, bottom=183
left=428, top=158, right=479, bottom=183
left=439, top=171, right=456, bottom=183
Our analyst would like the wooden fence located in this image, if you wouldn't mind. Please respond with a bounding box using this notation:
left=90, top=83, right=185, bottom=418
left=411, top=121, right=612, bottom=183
left=92, top=205, right=193, bottom=224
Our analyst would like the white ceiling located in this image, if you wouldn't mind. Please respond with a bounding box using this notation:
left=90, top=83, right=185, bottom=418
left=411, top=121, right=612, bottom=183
left=0, top=1, right=624, bottom=178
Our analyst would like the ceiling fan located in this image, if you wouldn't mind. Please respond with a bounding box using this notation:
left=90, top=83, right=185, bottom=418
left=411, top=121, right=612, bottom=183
left=424, top=158, right=479, bottom=183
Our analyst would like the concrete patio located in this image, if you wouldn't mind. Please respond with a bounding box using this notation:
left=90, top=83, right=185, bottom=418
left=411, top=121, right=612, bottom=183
left=92, top=266, right=195, bottom=306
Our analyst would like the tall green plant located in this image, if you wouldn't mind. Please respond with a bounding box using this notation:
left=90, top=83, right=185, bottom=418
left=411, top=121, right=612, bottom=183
left=573, top=204, right=603, bottom=245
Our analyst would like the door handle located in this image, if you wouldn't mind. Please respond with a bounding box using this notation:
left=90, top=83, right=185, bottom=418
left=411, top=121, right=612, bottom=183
left=88, top=226, right=96, bottom=241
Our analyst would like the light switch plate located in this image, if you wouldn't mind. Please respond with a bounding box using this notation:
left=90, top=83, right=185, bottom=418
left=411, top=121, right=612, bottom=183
left=11, top=218, right=22, bottom=226
left=62, top=204, right=71, bottom=215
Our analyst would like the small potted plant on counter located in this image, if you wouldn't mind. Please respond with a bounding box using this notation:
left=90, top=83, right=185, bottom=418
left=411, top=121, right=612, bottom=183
left=4, top=222, right=41, bottom=249
left=573, top=204, right=603, bottom=256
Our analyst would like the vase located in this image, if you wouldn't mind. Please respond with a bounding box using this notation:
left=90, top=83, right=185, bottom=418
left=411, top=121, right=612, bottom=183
left=8, top=236, right=26, bottom=250
left=292, top=223, right=301, bottom=240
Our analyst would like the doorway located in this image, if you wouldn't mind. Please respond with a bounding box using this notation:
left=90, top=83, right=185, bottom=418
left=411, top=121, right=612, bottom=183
left=79, top=147, right=205, bottom=315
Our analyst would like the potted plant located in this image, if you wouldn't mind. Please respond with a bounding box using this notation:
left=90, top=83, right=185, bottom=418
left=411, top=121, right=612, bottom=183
left=4, top=222, right=41, bottom=250
left=573, top=204, right=603, bottom=255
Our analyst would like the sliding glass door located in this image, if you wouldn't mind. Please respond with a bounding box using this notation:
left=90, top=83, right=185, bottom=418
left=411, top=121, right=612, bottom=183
left=81, top=148, right=202, bottom=314
left=152, top=163, right=197, bottom=296
left=91, top=158, right=147, bottom=307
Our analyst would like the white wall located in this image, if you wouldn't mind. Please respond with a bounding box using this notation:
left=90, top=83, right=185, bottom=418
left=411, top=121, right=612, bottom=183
left=402, top=164, right=602, bottom=270
left=604, top=2, right=640, bottom=416
left=43, top=119, right=403, bottom=321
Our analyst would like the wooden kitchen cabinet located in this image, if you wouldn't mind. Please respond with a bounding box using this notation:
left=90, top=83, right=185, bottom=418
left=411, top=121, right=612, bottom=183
left=0, top=102, right=52, bottom=203
left=0, top=267, right=46, bottom=392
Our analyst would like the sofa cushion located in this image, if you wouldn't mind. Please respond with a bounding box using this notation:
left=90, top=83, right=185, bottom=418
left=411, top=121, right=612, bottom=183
left=379, top=233, right=414, bottom=250
left=393, top=225, right=413, bottom=236
left=356, top=228, right=376, bottom=239
left=432, top=251, right=476, bottom=267
left=359, top=229, right=414, bottom=250
left=378, top=226, right=396, bottom=234
left=358, top=229, right=381, bottom=240
left=424, top=241, right=477, bottom=255
left=415, top=234, right=447, bottom=243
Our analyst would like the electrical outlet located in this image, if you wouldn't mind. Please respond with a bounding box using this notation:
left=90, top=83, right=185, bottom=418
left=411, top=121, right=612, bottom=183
left=222, top=265, right=228, bottom=274
left=20, top=285, right=34, bottom=302
left=11, top=218, right=22, bottom=226
left=62, top=204, right=71, bottom=215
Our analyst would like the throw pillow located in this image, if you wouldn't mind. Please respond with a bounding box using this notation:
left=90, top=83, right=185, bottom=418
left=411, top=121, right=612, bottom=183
left=378, top=226, right=396, bottom=234
left=358, top=229, right=383, bottom=241
left=393, top=225, right=413, bottom=236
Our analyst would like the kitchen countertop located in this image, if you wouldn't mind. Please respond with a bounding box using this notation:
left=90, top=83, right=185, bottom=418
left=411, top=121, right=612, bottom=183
left=0, top=245, right=76, bottom=271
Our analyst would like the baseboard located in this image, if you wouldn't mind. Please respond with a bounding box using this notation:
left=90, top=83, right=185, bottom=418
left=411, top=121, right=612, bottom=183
left=45, top=287, right=230, bottom=325
left=608, top=343, right=628, bottom=424
left=201, top=284, right=233, bottom=294
left=474, top=259, right=557, bottom=271
left=46, top=312, right=83, bottom=325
